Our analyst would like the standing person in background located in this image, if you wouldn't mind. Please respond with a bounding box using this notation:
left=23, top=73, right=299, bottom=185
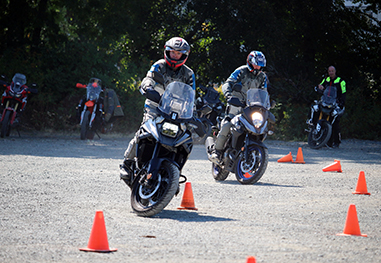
left=316, top=66, right=346, bottom=148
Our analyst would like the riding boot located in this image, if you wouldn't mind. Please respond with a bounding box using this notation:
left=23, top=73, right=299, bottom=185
left=120, top=159, right=134, bottom=187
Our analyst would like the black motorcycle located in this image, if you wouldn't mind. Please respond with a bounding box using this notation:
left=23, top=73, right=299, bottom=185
left=195, top=85, right=225, bottom=140
left=306, top=86, right=344, bottom=149
left=122, top=73, right=199, bottom=217
left=206, top=87, right=275, bottom=185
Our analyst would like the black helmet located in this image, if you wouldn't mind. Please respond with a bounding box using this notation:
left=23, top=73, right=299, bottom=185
left=164, top=37, right=190, bottom=69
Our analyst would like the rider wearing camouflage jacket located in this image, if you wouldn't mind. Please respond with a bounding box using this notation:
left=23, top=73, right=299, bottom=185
left=120, top=37, right=195, bottom=182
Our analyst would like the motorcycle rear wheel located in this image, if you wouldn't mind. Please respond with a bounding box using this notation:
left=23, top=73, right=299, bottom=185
left=131, top=161, right=179, bottom=217
left=80, top=111, right=91, bottom=140
left=235, top=145, right=268, bottom=185
left=308, top=120, right=332, bottom=149
left=1, top=110, right=11, bottom=138
left=212, top=163, right=229, bottom=181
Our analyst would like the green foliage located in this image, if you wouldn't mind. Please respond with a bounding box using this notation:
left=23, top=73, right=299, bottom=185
left=0, top=0, right=380, bottom=140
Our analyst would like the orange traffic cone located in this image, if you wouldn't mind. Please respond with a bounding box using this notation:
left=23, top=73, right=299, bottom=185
left=277, top=152, right=293, bottom=163
left=177, top=182, right=198, bottom=210
left=322, top=159, right=342, bottom=172
left=246, top=256, right=257, bottom=263
left=352, top=171, right=371, bottom=195
left=337, top=204, right=367, bottom=237
left=293, top=147, right=305, bottom=164
left=79, top=211, right=117, bottom=252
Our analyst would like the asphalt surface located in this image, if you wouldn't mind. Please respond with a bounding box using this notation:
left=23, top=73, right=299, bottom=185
left=0, top=132, right=380, bottom=262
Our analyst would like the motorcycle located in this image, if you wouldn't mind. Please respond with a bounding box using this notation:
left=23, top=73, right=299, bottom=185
left=306, top=86, right=345, bottom=149
left=76, top=78, right=104, bottom=140
left=122, top=72, right=199, bottom=217
left=194, top=84, right=225, bottom=140
left=205, top=87, right=275, bottom=185
left=0, top=73, right=38, bottom=138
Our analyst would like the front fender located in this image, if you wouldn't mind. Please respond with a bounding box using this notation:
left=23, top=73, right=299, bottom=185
left=247, top=139, right=268, bottom=149
left=148, top=158, right=180, bottom=180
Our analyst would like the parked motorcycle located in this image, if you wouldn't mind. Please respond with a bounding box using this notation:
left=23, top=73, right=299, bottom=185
left=205, top=87, right=275, bottom=185
left=0, top=73, right=38, bottom=138
left=121, top=72, right=199, bottom=217
left=194, top=84, right=225, bottom=141
left=306, top=86, right=345, bottom=149
left=76, top=78, right=104, bottom=140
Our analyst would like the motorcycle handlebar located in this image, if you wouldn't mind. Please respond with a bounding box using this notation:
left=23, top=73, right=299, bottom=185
left=27, top=88, right=38, bottom=94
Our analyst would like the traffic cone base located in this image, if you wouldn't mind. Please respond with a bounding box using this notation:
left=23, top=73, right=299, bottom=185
left=79, top=211, right=117, bottom=253
left=178, top=182, right=198, bottom=210
left=322, top=159, right=342, bottom=172
left=277, top=152, right=293, bottom=163
left=352, top=171, right=371, bottom=195
left=294, top=147, right=305, bottom=164
left=336, top=204, right=367, bottom=237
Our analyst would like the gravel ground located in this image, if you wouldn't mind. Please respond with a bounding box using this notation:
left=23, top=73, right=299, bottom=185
left=0, top=132, right=380, bottom=263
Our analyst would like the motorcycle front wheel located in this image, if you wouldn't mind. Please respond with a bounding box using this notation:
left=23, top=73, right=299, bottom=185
left=308, top=120, right=332, bottom=149
left=235, top=145, right=268, bottom=185
left=80, top=111, right=91, bottom=140
left=131, top=161, right=180, bottom=217
left=1, top=110, right=12, bottom=138
left=212, top=163, right=229, bottom=181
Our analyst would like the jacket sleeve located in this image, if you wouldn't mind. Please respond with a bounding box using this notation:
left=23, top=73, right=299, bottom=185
left=222, top=68, right=242, bottom=99
left=140, top=70, right=157, bottom=95
left=338, top=80, right=347, bottom=107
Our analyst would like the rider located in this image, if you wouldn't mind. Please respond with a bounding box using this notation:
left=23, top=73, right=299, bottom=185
left=309, top=65, right=346, bottom=148
left=209, top=51, right=272, bottom=163
left=120, top=37, right=195, bottom=183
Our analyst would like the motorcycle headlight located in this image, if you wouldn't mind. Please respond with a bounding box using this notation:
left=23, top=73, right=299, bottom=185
left=251, top=112, right=264, bottom=128
left=161, top=122, right=179, bottom=138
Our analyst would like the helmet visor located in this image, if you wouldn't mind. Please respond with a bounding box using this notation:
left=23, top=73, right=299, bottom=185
left=165, top=46, right=189, bottom=55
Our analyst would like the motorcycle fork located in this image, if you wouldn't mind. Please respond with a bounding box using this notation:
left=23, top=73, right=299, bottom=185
left=89, top=104, right=97, bottom=128
left=243, top=135, right=250, bottom=162
left=80, top=105, right=87, bottom=125
left=319, top=112, right=329, bottom=121
left=139, top=143, right=161, bottom=186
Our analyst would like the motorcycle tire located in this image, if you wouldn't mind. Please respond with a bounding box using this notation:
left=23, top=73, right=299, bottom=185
left=131, top=161, right=180, bottom=217
left=308, top=120, right=332, bottom=149
left=212, top=163, right=229, bottom=181
left=80, top=111, right=91, bottom=140
left=235, top=145, right=268, bottom=185
left=1, top=110, right=11, bottom=138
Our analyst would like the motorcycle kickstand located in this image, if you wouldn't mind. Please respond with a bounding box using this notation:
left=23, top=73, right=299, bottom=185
left=95, top=130, right=101, bottom=139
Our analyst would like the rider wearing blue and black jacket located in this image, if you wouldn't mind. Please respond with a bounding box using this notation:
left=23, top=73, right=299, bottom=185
left=209, top=51, right=270, bottom=163
left=120, top=37, right=195, bottom=182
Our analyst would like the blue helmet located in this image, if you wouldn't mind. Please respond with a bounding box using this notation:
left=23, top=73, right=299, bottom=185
left=247, top=51, right=266, bottom=72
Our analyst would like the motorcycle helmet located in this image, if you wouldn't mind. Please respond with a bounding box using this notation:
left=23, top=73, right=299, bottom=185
left=164, top=37, right=190, bottom=69
left=247, top=51, right=266, bottom=72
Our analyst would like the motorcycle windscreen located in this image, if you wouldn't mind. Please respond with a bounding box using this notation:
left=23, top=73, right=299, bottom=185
left=322, top=86, right=337, bottom=106
left=246, top=88, right=270, bottom=109
left=158, top=81, right=195, bottom=120
left=86, top=84, right=102, bottom=101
